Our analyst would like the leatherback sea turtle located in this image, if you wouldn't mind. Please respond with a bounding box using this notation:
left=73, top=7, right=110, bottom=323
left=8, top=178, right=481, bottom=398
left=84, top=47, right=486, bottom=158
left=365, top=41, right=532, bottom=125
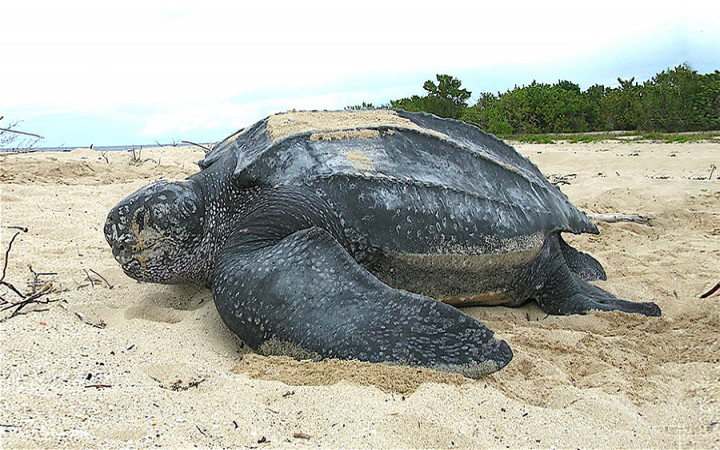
left=105, top=110, right=660, bottom=378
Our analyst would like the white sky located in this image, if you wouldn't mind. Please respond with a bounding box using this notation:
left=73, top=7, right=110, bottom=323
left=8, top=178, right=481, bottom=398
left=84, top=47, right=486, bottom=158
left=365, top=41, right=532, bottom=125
left=2, top=0, right=719, bottom=146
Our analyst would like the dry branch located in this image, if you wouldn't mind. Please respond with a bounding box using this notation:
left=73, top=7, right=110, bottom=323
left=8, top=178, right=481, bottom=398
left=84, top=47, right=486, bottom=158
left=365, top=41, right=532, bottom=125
left=0, top=127, right=44, bottom=139
left=2, top=229, right=26, bottom=284
left=89, top=269, right=113, bottom=289
left=588, top=213, right=651, bottom=224
left=0, top=227, right=61, bottom=321
left=1, top=283, right=60, bottom=321
left=128, top=147, right=157, bottom=166
left=181, top=140, right=212, bottom=152
left=29, top=265, right=57, bottom=293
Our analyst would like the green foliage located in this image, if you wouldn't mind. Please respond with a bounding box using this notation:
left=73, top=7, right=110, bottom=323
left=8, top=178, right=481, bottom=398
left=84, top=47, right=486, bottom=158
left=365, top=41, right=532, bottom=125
left=345, top=102, right=378, bottom=110
left=638, top=64, right=720, bottom=131
left=389, top=95, right=427, bottom=113
left=508, top=131, right=720, bottom=144
left=599, top=77, right=642, bottom=130
left=464, top=80, right=596, bottom=135
left=353, top=64, right=719, bottom=136
left=390, top=74, right=471, bottom=119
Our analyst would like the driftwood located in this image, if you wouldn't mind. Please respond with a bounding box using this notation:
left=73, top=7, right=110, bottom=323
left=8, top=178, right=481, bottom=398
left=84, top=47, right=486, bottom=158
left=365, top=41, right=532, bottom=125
left=588, top=213, right=651, bottom=225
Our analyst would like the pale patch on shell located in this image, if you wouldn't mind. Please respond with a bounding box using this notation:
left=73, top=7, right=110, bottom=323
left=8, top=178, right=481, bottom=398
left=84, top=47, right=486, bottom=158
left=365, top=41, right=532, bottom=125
left=265, top=110, right=450, bottom=142
left=345, top=150, right=375, bottom=172
left=310, top=129, right=380, bottom=142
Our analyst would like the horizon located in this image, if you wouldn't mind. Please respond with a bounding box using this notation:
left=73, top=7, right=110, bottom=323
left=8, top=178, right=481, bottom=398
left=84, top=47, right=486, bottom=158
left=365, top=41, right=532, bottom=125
left=2, top=0, right=719, bottom=148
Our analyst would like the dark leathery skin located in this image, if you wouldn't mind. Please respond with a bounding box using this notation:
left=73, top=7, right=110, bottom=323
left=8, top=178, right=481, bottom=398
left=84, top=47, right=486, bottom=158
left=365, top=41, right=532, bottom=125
left=213, top=225, right=513, bottom=377
left=105, top=109, right=662, bottom=378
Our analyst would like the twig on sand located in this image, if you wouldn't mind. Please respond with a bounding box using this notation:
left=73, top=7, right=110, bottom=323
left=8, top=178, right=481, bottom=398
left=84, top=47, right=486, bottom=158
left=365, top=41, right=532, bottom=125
left=547, top=173, right=577, bottom=186
left=1, top=229, right=26, bottom=284
left=3, top=226, right=29, bottom=233
left=700, top=282, right=720, bottom=299
left=0, top=230, right=31, bottom=300
left=82, top=269, right=100, bottom=288
left=588, top=213, right=652, bottom=225
left=74, top=311, right=107, bottom=329
left=128, top=147, right=157, bottom=166
left=150, top=376, right=206, bottom=391
left=28, top=265, right=57, bottom=294
left=1, top=283, right=60, bottom=321
left=88, top=269, right=113, bottom=289
left=1, top=227, right=62, bottom=321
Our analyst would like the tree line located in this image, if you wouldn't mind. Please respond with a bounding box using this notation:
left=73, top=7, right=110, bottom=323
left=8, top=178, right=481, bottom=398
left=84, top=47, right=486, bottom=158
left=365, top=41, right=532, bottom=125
left=350, top=64, right=720, bottom=136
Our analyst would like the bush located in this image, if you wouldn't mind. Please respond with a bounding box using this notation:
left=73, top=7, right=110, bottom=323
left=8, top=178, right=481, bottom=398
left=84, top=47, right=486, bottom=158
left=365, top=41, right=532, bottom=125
left=390, top=74, right=471, bottom=120
left=356, top=64, right=719, bottom=135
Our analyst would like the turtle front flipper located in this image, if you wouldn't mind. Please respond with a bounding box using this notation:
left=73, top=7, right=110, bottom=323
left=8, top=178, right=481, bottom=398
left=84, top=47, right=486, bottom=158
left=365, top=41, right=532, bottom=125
left=534, top=234, right=661, bottom=317
left=212, top=226, right=512, bottom=378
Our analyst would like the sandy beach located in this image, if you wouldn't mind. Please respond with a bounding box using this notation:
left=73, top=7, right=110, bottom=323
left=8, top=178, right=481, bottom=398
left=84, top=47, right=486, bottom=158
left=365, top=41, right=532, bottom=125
left=1, top=139, right=718, bottom=448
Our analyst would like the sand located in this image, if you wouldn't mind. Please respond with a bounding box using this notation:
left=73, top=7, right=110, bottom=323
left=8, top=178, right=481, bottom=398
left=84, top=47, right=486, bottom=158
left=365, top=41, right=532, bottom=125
left=1, top=139, right=718, bottom=448
left=264, top=110, right=448, bottom=141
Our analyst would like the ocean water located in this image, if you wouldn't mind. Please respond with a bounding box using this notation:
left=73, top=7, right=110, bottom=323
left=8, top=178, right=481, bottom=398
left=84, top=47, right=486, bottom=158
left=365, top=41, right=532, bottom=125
left=0, top=142, right=209, bottom=153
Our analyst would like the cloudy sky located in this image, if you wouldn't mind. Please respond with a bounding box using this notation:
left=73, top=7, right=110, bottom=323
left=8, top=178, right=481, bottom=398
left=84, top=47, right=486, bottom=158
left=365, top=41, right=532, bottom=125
left=2, top=0, right=719, bottom=148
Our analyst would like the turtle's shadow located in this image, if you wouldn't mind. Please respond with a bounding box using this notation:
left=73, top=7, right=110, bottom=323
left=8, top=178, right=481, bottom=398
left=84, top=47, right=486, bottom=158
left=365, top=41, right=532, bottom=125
left=121, top=284, right=212, bottom=325
left=140, top=284, right=210, bottom=311
left=122, top=283, right=246, bottom=350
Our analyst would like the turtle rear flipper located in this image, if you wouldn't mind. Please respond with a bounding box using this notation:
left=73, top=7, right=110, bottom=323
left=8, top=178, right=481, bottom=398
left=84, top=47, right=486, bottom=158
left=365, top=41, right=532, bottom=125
left=558, top=234, right=607, bottom=281
left=534, top=234, right=661, bottom=317
left=212, top=226, right=512, bottom=378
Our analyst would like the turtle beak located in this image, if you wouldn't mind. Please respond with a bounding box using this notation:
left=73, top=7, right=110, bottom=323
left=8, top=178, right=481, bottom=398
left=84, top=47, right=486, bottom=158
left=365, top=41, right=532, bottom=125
left=105, top=207, right=137, bottom=266
left=110, top=238, right=134, bottom=266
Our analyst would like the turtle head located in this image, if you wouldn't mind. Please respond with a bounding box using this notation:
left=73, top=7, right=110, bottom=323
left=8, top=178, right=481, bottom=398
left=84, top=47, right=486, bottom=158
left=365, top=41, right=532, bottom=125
left=105, top=180, right=206, bottom=284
